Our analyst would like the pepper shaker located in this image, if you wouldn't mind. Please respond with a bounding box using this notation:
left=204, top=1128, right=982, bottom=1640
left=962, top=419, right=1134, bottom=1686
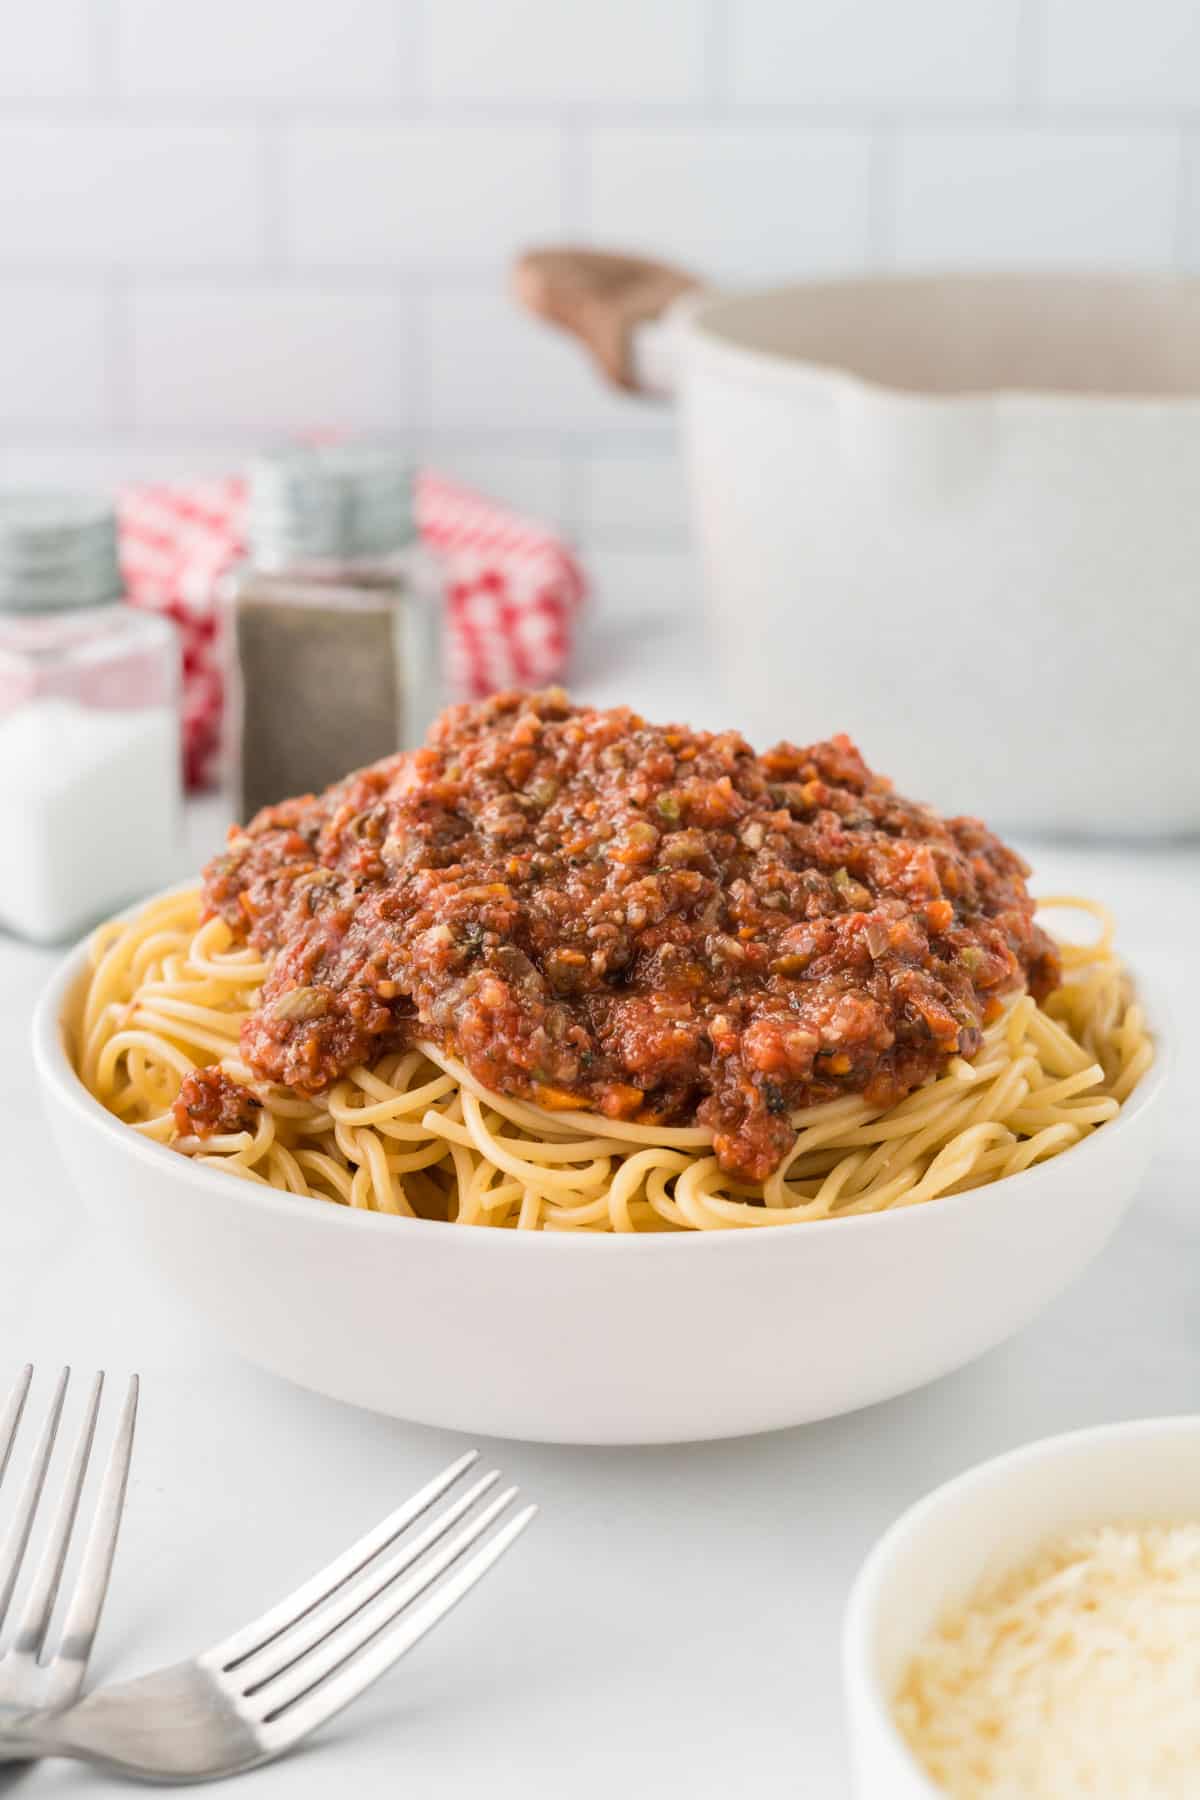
left=228, top=447, right=443, bottom=820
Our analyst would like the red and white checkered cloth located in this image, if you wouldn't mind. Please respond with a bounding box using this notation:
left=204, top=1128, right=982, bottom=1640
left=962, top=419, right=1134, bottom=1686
left=117, top=470, right=586, bottom=791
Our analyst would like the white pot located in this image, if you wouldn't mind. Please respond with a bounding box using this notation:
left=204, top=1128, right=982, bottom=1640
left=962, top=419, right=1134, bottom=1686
left=631, top=272, right=1200, bottom=837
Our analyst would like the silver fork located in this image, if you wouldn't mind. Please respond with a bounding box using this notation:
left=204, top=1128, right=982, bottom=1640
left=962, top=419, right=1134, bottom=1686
left=3, top=1449, right=536, bottom=1781
left=0, top=1364, right=139, bottom=1727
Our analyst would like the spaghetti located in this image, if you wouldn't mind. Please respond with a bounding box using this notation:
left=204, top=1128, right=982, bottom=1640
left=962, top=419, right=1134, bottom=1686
left=75, top=889, right=1151, bottom=1233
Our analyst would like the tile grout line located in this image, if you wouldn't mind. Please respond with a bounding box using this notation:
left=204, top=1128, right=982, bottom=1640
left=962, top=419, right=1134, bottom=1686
left=558, top=113, right=591, bottom=539
left=1174, top=128, right=1194, bottom=269
left=409, top=285, right=433, bottom=447
left=103, top=270, right=134, bottom=439
left=0, top=94, right=1199, bottom=130
left=866, top=120, right=897, bottom=269
left=256, top=121, right=288, bottom=273
left=1014, top=0, right=1047, bottom=113
left=88, top=0, right=119, bottom=96
left=704, top=0, right=730, bottom=111
left=404, top=0, right=430, bottom=109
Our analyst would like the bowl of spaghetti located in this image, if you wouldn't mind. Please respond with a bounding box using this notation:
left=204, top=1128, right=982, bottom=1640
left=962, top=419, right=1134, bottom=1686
left=34, top=692, right=1164, bottom=1442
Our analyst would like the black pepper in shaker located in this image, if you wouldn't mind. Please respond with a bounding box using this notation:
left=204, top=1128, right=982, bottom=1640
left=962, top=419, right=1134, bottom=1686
left=228, top=446, right=442, bottom=819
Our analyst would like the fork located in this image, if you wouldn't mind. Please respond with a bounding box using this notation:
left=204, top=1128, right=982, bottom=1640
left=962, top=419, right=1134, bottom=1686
left=0, top=1364, right=139, bottom=1728
left=2, top=1449, right=536, bottom=1781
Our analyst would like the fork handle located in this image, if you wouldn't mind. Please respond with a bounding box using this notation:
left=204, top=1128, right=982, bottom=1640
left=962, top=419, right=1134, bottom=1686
left=0, top=1706, right=155, bottom=1772
left=0, top=1663, right=268, bottom=1783
left=0, top=1714, right=216, bottom=1780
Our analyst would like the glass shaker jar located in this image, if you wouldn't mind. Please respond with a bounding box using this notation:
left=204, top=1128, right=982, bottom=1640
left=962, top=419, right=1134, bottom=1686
left=228, top=446, right=443, bottom=820
left=0, top=493, right=182, bottom=944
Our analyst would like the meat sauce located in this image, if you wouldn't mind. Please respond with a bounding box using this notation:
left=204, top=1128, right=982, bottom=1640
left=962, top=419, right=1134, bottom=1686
left=172, top=1066, right=262, bottom=1138
left=189, top=690, right=1059, bottom=1180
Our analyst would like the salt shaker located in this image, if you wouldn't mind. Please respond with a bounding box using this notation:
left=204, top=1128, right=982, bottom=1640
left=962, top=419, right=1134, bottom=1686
left=0, top=493, right=182, bottom=944
left=228, top=446, right=442, bottom=820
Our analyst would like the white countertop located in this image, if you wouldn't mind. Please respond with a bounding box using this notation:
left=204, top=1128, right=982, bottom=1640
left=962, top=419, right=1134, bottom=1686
left=2, top=634, right=1198, bottom=1797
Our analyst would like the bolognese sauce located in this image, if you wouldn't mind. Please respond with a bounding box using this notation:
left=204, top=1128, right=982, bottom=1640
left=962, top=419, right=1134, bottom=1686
left=172, top=1066, right=263, bottom=1138
left=191, top=690, right=1059, bottom=1180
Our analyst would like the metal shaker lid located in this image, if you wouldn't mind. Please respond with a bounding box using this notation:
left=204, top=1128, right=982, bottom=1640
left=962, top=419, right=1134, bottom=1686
left=247, top=445, right=414, bottom=570
left=0, top=492, right=122, bottom=613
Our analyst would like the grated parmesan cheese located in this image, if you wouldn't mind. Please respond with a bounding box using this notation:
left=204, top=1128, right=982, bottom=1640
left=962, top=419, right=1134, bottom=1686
left=894, top=1522, right=1200, bottom=1798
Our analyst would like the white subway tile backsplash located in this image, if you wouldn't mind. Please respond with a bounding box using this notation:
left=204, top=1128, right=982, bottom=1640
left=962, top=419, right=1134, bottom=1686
left=572, top=547, right=718, bottom=721
left=579, top=450, right=689, bottom=543
left=282, top=125, right=565, bottom=269
left=0, top=445, right=260, bottom=489
left=0, top=442, right=570, bottom=525
left=0, top=0, right=1196, bottom=564
left=421, top=446, right=570, bottom=523
left=1044, top=0, right=1200, bottom=107
left=729, top=0, right=1024, bottom=106
left=0, top=0, right=94, bottom=97
left=585, top=127, right=872, bottom=282
left=0, top=286, right=110, bottom=429
left=893, top=129, right=1180, bottom=269
left=579, top=547, right=700, bottom=620
left=0, top=124, right=262, bottom=266
left=1179, top=136, right=1200, bottom=270
left=131, top=287, right=412, bottom=433
left=428, top=0, right=706, bottom=104
left=428, top=292, right=669, bottom=434
left=115, top=0, right=412, bottom=100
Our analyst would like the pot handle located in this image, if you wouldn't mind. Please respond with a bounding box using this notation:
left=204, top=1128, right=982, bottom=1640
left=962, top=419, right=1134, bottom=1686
left=511, top=247, right=706, bottom=399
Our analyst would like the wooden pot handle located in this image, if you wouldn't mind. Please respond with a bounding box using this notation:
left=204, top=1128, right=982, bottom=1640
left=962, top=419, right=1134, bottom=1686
left=512, top=247, right=702, bottom=393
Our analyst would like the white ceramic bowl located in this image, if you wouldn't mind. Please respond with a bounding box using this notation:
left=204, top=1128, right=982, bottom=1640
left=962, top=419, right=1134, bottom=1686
left=843, top=1416, right=1200, bottom=1798
left=33, top=931, right=1169, bottom=1445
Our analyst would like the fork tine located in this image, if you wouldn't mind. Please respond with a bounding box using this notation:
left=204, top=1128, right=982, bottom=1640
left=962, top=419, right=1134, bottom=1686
left=53, top=1374, right=138, bottom=1676
left=231, top=1469, right=502, bottom=1693
left=0, top=1365, right=33, bottom=1489
left=232, top=1468, right=503, bottom=1692
left=0, top=1368, right=69, bottom=1631
left=11, top=1372, right=104, bottom=1662
left=246, top=1487, right=522, bottom=1720
left=215, top=1449, right=481, bottom=1672
left=261, top=1503, right=537, bottom=1748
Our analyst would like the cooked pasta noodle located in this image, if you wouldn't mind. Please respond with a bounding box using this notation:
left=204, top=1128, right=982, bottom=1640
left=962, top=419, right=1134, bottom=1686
left=75, top=889, right=1152, bottom=1233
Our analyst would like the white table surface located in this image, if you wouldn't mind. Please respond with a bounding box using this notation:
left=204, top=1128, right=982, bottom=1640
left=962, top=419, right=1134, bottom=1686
left=2, top=624, right=1198, bottom=1798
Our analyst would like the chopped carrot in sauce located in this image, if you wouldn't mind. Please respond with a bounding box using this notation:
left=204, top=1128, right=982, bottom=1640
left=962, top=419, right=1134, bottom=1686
left=195, top=690, right=1059, bottom=1179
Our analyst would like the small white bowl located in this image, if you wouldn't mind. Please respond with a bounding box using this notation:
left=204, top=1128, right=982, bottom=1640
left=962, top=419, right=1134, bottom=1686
left=843, top=1416, right=1200, bottom=1798
left=33, top=922, right=1170, bottom=1445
